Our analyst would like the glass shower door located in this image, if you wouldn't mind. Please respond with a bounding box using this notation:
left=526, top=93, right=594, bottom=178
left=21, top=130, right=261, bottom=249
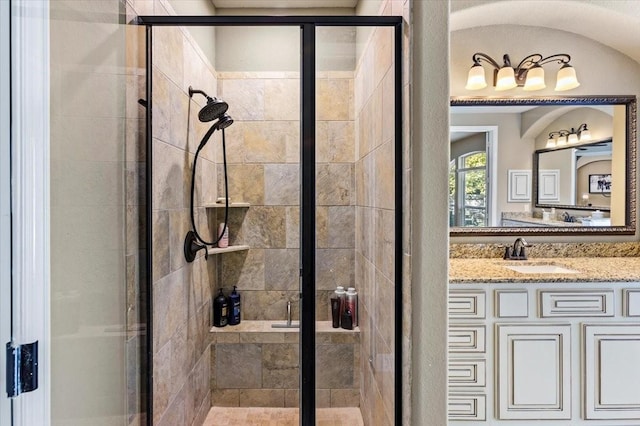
left=313, top=24, right=400, bottom=426
left=49, top=1, right=147, bottom=425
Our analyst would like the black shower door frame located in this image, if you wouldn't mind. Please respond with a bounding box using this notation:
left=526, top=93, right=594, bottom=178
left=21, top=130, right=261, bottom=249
left=137, top=15, right=403, bottom=426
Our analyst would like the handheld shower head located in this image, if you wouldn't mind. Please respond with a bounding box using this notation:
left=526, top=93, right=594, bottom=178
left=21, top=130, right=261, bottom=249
left=195, top=114, right=234, bottom=151
left=188, top=86, right=229, bottom=123
left=214, top=114, right=234, bottom=130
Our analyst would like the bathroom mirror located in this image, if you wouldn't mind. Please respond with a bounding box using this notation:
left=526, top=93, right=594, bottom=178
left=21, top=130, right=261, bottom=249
left=450, top=96, right=637, bottom=236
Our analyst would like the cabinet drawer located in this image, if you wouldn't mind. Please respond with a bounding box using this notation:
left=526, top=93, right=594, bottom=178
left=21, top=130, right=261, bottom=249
left=449, top=290, right=486, bottom=319
left=449, top=359, right=486, bottom=387
left=623, top=289, right=640, bottom=317
left=449, top=325, right=486, bottom=353
left=448, top=394, right=486, bottom=421
left=539, top=289, right=614, bottom=317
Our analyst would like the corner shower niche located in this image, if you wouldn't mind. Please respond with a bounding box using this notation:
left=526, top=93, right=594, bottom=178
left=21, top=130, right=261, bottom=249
left=204, top=203, right=250, bottom=255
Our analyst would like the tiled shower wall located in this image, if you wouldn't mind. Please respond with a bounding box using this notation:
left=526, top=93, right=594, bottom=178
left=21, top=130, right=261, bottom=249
left=211, top=71, right=358, bottom=406
left=214, top=71, right=356, bottom=322
left=125, top=2, right=147, bottom=424
left=127, top=0, right=221, bottom=425
left=354, top=4, right=400, bottom=426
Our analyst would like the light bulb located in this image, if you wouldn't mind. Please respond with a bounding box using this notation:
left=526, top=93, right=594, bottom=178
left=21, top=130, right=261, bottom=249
left=546, top=137, right=556, bottom=148
left=523, top=65, right=546, bottom=91
left=495, top=67, right=517, bottom=91
left=568, top=133, right=579, bottom=144
left=465, top=64, right=487, bottom=90
left=555, top=64, right=580, bottom=91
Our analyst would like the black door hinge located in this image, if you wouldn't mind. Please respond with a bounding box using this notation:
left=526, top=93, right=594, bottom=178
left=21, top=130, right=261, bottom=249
left=6, top=341, right=38, bottom=398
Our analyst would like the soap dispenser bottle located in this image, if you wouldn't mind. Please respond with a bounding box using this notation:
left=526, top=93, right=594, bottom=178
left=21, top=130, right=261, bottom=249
left=228, top=286, right=241, bottom=325
left=346, top=287, right=358, bottom=327
left=213, top=288, right=229, bottom=327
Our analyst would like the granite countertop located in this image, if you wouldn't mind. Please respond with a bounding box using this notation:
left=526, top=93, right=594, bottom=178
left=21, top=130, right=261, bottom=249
left=450, top=257, right=640, bottom=283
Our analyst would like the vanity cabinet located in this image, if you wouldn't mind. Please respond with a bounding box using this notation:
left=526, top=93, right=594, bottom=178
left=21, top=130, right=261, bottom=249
left=448, top=282, right=640, bottom=425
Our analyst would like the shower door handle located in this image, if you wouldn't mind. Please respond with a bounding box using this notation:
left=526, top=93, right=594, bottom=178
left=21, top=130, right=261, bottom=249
left=299, top=268, right=303, bottom=299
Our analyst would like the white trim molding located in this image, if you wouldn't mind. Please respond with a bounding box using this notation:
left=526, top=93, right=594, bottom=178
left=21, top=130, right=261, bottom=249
left=1, top=0, right=12, bottom=423
left=10, top=0, right=50, bottom=424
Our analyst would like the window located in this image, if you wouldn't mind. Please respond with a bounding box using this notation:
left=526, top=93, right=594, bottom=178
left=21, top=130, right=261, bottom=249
left=450, top=151, right=488, bottom=227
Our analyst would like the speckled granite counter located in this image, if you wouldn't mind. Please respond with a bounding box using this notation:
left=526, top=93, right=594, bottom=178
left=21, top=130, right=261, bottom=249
left=450, top=257, right=640, bottom=283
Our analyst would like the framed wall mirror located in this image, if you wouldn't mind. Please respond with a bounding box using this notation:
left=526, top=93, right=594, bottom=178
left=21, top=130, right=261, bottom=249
left=450, top=96, right=637, bottom=236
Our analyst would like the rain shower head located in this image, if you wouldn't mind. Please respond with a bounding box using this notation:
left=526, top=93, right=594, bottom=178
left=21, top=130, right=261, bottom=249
left=198, top=98, right=228, bottom=122
left=188, top=86, right=229, bottom=123
left=214, top=114, right=234, bottom=131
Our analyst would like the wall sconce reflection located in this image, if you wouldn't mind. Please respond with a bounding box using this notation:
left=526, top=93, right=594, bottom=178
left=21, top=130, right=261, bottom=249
left=546, top=123, right=591, bottom=148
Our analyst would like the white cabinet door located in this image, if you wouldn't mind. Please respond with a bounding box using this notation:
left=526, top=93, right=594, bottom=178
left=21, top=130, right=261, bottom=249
left=583, top=324, right=640, bottom=420
left=496, top=324, right=571, bottom=420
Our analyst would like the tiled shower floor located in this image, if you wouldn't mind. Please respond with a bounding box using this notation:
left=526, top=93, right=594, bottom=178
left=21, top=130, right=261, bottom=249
left=203, top=407, right=364, bottom=426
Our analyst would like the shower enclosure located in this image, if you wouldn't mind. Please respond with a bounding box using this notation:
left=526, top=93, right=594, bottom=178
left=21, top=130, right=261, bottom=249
left=137, top=15, right=402, bottom=425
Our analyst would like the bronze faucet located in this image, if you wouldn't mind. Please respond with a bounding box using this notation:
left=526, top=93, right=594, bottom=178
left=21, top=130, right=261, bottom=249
left=503, top=237, right=531, bottom=260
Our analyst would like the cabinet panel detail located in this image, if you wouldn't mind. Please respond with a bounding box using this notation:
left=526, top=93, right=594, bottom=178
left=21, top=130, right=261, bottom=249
left=448, top=394, right=486, bottom=421
left=495, top=290, right=529, bottom=318
left=623, top=290, right=640, bottom=317
left=539, top=290, right=614, bottom=317
left=449, top=325, right=486, bottom=353
left=583, top=324, right=640, bottom=420
left=496, top=324, right=571, bottom=420
left=449, top=359, right=486, bottom=387
left=449, top=290, right=486, bottom=319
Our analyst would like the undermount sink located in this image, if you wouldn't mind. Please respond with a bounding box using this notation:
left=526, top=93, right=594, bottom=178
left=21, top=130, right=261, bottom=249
left=504, top=264, right=579, bottom=274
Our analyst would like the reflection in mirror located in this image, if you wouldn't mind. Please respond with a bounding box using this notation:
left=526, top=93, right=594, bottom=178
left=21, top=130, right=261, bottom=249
left=450, top=96, right=636, bottom=236
left=449, top=126, right=496, bottom=227
left=536, top=139, right=613, bottom=212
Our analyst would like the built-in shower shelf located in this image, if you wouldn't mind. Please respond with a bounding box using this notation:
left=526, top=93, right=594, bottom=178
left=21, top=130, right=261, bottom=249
left=204, top=202, right=250, bottom=209
left=207, top=245, right=250, bottom=255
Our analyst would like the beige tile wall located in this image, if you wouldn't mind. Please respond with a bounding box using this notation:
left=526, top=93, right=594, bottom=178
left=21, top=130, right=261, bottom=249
left=354, top=1, right=408, bottom=425
left=211, top=70, right=359, bottom=407
left=124, top=4, right=147, bottom=425
left=211, top=330, right=360, bottom=408
left=127, top=0, right=220, bottom=425
left=215, top=71, right=356, bottom=323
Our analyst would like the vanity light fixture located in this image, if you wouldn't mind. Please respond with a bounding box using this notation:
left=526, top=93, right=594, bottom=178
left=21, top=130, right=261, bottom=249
left=547, top=123, right=591, bottom=148
left=465, top=53, right=580, bottom=91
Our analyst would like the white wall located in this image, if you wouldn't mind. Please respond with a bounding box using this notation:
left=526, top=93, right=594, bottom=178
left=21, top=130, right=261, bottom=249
left=412, top=1, right=450, bottom=425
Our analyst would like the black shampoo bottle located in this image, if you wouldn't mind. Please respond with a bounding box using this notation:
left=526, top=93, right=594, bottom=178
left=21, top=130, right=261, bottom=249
left=213, top=288, right=228, bottom=327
